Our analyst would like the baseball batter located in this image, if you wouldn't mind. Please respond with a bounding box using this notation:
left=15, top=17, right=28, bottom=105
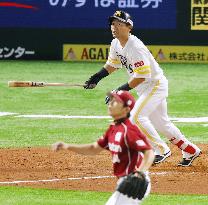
left=84, top=10, right=201, bottom=166
left=52, top=91, right=154, bottom=205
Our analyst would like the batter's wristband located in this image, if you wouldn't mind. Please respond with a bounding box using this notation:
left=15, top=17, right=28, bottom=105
left=117, top=83, right=132, bottom=91
left=93, top=67, right=109, bottom=84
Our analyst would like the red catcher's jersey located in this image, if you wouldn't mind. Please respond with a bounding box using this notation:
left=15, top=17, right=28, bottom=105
left=97, top=119, right=152, bottom=177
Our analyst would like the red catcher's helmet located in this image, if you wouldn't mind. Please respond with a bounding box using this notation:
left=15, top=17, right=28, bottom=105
left=108, top=90, right=135, bottom=111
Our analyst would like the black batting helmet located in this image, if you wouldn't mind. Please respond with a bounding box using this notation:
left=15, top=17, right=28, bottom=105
left=109, top=10, right=133, bottom=27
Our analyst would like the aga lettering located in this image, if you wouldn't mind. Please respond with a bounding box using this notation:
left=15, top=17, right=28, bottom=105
left=81, top=47, right=109, bottom=60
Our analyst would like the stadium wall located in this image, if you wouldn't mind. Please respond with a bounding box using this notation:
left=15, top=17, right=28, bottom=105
left=0, top=0, right=207, bottom=61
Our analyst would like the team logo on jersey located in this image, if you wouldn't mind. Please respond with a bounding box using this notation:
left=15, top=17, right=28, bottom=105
left=109, top=142, right=122, bottom=164
left=108, top=143, right=122, bottom=152
left=134, top=61, right=144, bottom=67
left=116, top=52, right=133, bottom=73
left=115, top=132, right=122, bottom=142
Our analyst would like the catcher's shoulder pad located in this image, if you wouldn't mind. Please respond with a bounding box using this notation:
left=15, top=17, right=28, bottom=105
left=117, top=171, right=149, bottom=200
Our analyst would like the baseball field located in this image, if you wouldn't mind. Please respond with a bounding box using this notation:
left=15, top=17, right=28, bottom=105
left=0, top=61, right=208, bottom=205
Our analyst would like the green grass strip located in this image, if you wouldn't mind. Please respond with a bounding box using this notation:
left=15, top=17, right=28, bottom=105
left=0, top=186, right=207, bottom=205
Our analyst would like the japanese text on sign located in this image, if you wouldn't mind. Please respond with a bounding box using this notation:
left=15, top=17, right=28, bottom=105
left=169, top=52, right=207, bottom=61
left=191, top=0, right=208, bottom=30
left=63, top=44, right=208, bottom=64
left=0, top=47, right=35, bottom=59
left=49, top=0, right=163, bottom=8
left=0, top=0, right=176, bottom=29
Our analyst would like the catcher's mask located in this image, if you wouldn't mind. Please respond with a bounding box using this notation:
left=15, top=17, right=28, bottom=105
left=107, top=90, right=135, bottom=111
left=109, top=10, right=133, bottom=27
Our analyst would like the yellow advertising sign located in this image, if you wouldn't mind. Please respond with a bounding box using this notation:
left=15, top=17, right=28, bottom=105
left=149, top=45, right=208, bottom=63
left=63, top=44, right=109, bottom=62
left=191, top=0, right=208, bottom=30
left=63, top=44, right=208, bottom=63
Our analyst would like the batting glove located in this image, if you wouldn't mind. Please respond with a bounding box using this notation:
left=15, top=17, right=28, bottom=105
left=84, top=68, right=109, bottom=89
left=83, top=76, right=98, bottom=89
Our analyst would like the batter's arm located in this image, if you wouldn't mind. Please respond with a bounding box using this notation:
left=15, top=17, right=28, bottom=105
left=84, top=64, right=117, bottom=89
left=52, top=141, right=103, bottom=155
left=104, top=64, right=117, bottom=74
left=136, top=149, right=154, bottom=172
left=116, top=77, right=145, bottom=91
left=128, top=77, right=145, bottom=88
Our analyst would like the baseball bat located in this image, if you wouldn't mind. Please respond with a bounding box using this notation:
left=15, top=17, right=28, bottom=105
left=8, top=81, right=84, bottom=87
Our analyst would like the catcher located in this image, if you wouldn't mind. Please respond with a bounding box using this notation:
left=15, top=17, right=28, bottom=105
left=52, top=90, right=154, bottom=205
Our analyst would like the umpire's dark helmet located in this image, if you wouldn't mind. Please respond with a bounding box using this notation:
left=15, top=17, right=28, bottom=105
left=109, top=10, right=133, bottom=27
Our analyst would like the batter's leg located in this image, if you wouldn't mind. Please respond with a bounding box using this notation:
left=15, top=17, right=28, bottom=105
left=130, top=81, right=170, bottom=156
left=149, top=99, right=201, bottom=165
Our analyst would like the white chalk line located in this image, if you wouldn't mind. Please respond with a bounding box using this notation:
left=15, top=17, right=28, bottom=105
left=0, top=172, right=168, bottom=185
left=16, top=115, right=111, bottom=119
left=0, top=175, right=115, bottom=185
left=0, top=112, right=17, bottom=117
left=1, top=112, right=208, bottom=123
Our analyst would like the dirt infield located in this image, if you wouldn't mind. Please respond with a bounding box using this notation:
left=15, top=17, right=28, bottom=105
left=0, top=144, right=207, bottom=195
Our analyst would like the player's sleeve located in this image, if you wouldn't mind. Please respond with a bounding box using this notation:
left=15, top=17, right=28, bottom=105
left=131, top=47, right=151, bottom=79
left=106, top=40, right=122, bottom=69
left=126, top=127, right=152, bottom=151
left=97, top=127, right=110, bottom=150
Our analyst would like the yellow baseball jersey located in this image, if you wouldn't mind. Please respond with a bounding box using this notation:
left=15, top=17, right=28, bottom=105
left=106, top=35, right=164, bottom=80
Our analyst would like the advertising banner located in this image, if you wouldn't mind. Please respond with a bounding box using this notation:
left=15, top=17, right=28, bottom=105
left=0, top=0, right=176, bottom=29
left=63, top=44, right=109, bottom=61
left=150, top=45, right=208, bottom=63
left=191, top=0, right=208, bottom=30
left=63, top=44, right=208, bottom=63
left=0, top=46, right=35, bottom=59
